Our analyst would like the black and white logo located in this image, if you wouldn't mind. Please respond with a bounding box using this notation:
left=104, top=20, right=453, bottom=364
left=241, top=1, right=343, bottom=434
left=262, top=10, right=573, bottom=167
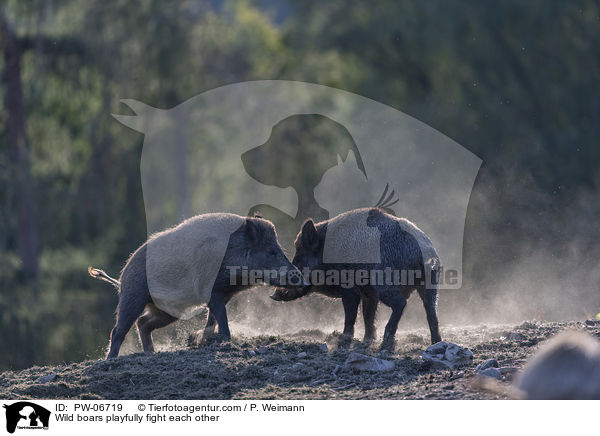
left=3, top=402, right=50, bottom=434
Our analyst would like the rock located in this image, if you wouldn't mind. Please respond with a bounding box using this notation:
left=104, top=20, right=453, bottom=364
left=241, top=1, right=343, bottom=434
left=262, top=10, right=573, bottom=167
left=378, top=349, right=391, bottom=358
left=292, top=362, right=305, bottom=370
left=508, top=332, right=525, bottom=341
left=424, top=341, right=448, bottom=355
left=449, top=371, right=465, bottom=381
left=499, top=366, right=519, bottom=377
left=257, top=346, right=268, bottom=355
left=297, top=352, right=307, bottom=359
left=247, top=350, right=256, bottom=357
left=475, top=358, right=499, bottom=372
left=478, top=367, right=502, bottom=379
left=36, top=373, right=57, bottom=383
left=422, top=342, right=473, bottom=370
left=319, top=343, right=328, bottom=353
left=344, top=352, right=395, bottom=372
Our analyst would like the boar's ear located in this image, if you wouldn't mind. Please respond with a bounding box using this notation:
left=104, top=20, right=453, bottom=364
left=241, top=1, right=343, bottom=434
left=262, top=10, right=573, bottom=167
left=301, top=219, right=319, bottom=252
left=245, top=218, right=260, bottom=243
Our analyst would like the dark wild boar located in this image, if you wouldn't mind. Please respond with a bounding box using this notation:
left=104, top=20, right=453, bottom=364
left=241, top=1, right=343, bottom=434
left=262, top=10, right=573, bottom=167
left=271, top=208, right=442, bottom=350
left=90, top=213, right=304, bottom=359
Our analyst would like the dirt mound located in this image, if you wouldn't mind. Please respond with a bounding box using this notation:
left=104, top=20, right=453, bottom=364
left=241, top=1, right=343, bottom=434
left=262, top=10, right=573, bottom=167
left=2, top=321, right=597, bottom=400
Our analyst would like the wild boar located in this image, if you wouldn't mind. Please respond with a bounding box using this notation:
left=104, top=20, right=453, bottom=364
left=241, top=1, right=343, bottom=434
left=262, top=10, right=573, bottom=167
left=90, top=213, right=303, bottom=359
left=271, top=208, right=442, bottom=350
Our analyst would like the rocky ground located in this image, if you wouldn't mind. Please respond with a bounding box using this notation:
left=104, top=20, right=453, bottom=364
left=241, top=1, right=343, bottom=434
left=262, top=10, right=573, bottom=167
left=2, top=321, right=599, bottom=400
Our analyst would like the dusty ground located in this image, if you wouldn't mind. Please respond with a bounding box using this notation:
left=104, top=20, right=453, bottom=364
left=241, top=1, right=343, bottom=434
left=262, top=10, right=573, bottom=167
left=2, top=321, right=598, bottom=400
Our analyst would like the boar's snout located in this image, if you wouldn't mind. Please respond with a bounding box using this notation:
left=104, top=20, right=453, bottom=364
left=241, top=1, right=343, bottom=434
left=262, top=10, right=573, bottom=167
left=270, top=266, right=310, bottom=300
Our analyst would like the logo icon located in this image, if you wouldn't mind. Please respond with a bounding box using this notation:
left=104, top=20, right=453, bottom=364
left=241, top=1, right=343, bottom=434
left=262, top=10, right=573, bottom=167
left=3, top=402, right=50, bottom=434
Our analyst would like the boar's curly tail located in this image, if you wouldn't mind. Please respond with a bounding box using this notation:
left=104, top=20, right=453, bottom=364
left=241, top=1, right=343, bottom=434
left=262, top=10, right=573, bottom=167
left=88, top=266, right=120, bottom=288
left=374, top=183, right=399, bottom=215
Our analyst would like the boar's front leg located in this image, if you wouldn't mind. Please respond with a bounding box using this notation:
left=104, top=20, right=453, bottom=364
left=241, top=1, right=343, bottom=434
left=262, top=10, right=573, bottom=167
left=202, top=293, right=233, bottom=342
left=338, top=289, right=361, bottom=347
left=207, top=290, right=231, bottom=341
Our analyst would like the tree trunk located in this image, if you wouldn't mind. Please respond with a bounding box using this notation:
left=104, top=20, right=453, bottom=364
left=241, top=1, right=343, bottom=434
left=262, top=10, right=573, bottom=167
left=1, top=14, right=39, bottom=277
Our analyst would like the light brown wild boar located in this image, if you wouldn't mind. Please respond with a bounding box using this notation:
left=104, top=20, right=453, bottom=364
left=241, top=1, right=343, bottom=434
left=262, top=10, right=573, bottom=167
left=90, top=213, right=304, bottom=359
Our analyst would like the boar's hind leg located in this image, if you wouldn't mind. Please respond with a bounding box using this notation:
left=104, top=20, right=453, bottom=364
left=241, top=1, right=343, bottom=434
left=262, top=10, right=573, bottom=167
left=361, top=289, right=378, bottom=344
left=107, top=284, right=150, bottom=359
left=136, top=305, right=177, bottom=353
left=376, top=286, right=407, bottom=351
left=418, top=287, right=441, bottom=344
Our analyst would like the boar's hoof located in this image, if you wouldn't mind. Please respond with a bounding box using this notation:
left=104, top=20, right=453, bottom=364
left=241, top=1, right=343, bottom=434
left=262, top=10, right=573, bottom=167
left=187, top=331, right=213, bottom=348
left=337, top=334, right=353, bottom=349
left=212, top=334, right=231, bottom=344
left=363, top=334, right=376, bottom=346
left=198, top=333, right=230, bottom=346
left=380, top=336, right=396, bottom=353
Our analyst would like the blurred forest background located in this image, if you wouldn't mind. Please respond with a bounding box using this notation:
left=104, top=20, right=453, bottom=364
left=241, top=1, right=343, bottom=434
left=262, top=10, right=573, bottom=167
left=1, top=0, right=599, bottom=369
